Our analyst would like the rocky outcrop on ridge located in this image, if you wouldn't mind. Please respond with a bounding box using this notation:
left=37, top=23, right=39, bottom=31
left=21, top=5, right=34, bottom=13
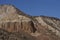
left=0, top=4, right=60, bottom=40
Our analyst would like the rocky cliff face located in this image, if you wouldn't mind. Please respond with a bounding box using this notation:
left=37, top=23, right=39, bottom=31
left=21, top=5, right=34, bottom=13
left=0, top=4, right=60, bottom=40
left=34, top=16, right=60, bottom=37
left=0, top=5, right=37, bottom=33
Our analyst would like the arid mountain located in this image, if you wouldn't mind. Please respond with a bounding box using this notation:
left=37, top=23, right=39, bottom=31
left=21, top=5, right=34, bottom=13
left=34, top=16, right=60, bottom=36
left=0, top=4, right=37, bottom=33
left=0, top=4, right=60, bottom=40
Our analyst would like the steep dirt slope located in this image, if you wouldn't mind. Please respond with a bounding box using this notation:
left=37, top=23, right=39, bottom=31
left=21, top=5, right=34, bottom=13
left=0, top=29, right=37, bottom=40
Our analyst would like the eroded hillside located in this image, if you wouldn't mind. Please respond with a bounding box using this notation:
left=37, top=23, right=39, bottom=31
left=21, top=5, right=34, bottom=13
left=0, top=4, right=60, bottom=40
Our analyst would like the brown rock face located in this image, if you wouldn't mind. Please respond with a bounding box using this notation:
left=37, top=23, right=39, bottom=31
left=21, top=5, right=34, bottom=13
left=0, top=4, right=60, bottom=40
left=0, top=29, right=37, bottom=40
left=0, top=5, right=37, bottom=33
left=0, top=21, right=36, bottom=33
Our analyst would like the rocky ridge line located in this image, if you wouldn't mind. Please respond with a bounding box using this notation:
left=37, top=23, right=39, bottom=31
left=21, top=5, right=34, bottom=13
left=0, top=4, right=60, bottom=40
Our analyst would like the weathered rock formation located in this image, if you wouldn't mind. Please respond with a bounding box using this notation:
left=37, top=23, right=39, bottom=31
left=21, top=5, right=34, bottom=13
left=34, top=16, right=60, bottom=37
left=0, top=29, right=36, bottom=40
left=0, top=4, right=60, bottom=40
left=0, top=5, right=37, bottom=33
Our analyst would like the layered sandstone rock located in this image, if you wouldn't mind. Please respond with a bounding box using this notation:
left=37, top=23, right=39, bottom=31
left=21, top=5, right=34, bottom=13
left=34, top=16, right=60, bottom=37
left=0, top=4, right=60, bottom=40
left=0, top=5, right=37, bottom=34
